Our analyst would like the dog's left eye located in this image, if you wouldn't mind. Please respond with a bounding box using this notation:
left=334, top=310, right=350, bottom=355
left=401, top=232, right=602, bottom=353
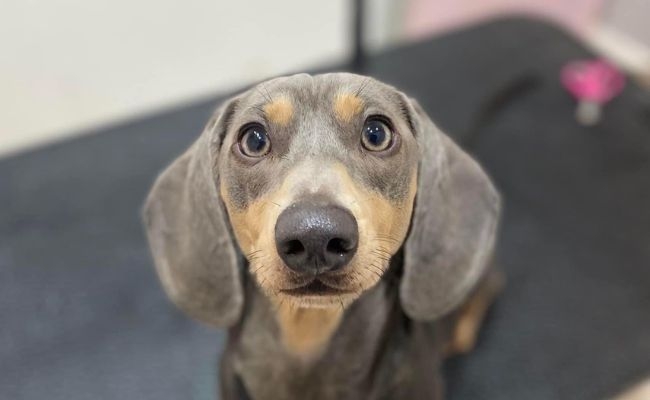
left=361, top=118, right=393, bottom=152
left=239, top=124, right=271, bottom=157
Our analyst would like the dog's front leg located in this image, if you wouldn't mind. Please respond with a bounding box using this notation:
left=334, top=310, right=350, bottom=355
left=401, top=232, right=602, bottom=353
left=219, top=344, right=251, bottom=400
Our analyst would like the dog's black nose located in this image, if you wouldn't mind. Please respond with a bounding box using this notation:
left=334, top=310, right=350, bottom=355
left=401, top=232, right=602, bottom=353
left=275, top=202, right=358, bottom=275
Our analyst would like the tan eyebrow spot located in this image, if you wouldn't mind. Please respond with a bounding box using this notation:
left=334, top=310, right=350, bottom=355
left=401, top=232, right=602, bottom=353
left=334, top=93, right=364, bottom=123
left=264, top=97, right=293, bottom=126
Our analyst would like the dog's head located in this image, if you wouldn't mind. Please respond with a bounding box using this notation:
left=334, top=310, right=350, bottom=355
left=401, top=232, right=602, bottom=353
left=143, top=73, right=500, bottom=327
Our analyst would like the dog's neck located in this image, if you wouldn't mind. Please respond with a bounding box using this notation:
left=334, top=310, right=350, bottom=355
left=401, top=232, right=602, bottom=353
left=236, top=267, right=400, bottom=363
left=274, top=303, right=344, bottom=359
left=229, top=264, right=417, bottom=399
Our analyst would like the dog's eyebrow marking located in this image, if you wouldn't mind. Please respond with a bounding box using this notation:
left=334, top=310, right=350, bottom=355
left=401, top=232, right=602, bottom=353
left=334, top=92, right=364, bottom=123
left=263, top=97, right=293, bottom=126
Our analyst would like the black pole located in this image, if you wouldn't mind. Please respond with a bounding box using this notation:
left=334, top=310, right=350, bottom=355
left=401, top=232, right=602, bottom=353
left=350, top=0, right=365, bottom=73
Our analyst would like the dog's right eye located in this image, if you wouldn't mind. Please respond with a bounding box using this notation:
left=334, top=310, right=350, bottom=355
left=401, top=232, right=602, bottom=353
left=361, top=117, right=394, bottom=153
left=238, top=124, right=271, bottom=157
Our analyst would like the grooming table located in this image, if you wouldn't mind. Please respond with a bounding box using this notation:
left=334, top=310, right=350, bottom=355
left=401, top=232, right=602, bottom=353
left=2, top=18, right=649, bottom=400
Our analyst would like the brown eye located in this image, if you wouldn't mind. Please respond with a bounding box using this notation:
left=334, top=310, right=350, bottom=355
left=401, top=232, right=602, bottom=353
left=361, top=118, right=393, bottom=152
left=239, top=124, right=271, bottom=157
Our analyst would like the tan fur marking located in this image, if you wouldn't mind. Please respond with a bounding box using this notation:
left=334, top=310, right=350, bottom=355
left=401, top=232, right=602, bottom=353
left=449, top=297, right=485, bottom=354
left=447, top=270, right=504, bottom=355
left=275, top=303, right=343, bottom=358
left=333, top=93, right=364, bottom=123
left=331, top=164, right=417, bottom=243
left=220, top=178, right=298, bottom=300
left=264, top=97, right=293, bottom=126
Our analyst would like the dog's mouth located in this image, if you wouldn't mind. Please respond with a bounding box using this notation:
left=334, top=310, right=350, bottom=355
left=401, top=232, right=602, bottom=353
left=280, top=279, right=354, bottom=297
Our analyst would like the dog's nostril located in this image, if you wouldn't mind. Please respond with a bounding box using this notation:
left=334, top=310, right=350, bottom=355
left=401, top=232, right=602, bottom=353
left=284, top=239, right=305, bottom=256
left=326, top=238, right=350, bottom=255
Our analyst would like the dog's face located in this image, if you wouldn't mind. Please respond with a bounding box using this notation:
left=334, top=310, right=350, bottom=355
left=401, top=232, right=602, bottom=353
left=217, top=74, right=419, bottom=308
left=143, top=72, right=500, bottom=327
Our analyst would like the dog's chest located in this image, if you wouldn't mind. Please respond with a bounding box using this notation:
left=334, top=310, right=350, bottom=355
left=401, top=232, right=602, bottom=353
left=229, top=283, right=428, bottom=400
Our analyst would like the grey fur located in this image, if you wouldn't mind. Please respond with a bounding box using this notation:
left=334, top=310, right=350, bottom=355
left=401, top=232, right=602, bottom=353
left=142, top=73, right=501, bottom=399
left=401, top=99, right=501, bottom=320
left=142, top=103, right=243, bottom=327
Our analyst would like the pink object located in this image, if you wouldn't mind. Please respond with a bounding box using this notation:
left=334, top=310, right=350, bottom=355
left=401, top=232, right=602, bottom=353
left=560, top=59, right=625, bottom=125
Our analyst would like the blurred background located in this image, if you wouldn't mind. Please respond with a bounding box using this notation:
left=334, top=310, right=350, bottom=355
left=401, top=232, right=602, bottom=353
left=3, top=1, right=650, bottom=400
left=1, top=0, right=649, bottom=157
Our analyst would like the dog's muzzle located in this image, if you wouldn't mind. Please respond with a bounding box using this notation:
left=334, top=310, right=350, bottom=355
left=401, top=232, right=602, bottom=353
left=275, top=199, right=358, bottom=276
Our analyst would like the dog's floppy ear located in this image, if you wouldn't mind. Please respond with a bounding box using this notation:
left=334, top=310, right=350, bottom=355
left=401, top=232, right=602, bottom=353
left=400, top=98, right=501, bottom=320
left=142, top=99, right=243, bottom=327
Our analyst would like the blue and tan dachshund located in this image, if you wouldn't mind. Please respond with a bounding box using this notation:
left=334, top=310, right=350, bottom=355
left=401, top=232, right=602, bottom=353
left=143, top=73, right=503, bottom=400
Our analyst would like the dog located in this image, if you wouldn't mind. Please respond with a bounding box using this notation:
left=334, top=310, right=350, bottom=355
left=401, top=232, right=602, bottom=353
left=143, top=73, right=502, bottom=400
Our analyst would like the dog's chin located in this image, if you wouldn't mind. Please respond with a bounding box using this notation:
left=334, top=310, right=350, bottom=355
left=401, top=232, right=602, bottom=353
left=275, top=279, right=359, bottom=309
left=280, top=279, right=351, bottom=296
left=254, top=258, right=389, bottom=309
left=280, top=292, right=358, bottom=309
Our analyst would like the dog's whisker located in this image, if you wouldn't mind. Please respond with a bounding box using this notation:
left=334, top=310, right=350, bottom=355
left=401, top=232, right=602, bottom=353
left=255, top=84, right=273, bottom=103
left=363, top=265, right=382, bottom=280
left=263, top=85, right=274, bottom=103
left=350, top=270, right=365, bottom=293
left=251, top=105, right=266, bottom=115
left=373, top=235, right=400, bottom=243
left=248, top=253, right=267, bottom=263
left=370, top=253, right=391, bottom=263
left=371, top=248, right=392, bottom=257
left=246, top=249, right=263, bottom=258
left=338, top=295, right=345, bottom=310
left=252, top=263, right=271, bottom=275
left=372, top=239, right=397, bottom=246
left=355, top=76, right=372, bottom=98
left=376, top=252, right=391, bottom=260
left=369, top=262, right=387, bottom=275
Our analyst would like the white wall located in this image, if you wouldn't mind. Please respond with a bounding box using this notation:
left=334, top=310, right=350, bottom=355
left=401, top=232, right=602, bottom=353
left=0, top=0, right=348, bottom=156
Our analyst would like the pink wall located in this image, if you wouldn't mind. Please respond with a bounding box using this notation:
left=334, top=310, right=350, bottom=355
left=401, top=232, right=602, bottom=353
left=404, top=0, right=607, bottom=40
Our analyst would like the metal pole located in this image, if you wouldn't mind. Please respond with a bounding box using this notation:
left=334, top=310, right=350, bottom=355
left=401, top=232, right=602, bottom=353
left=350, top=0, right=365, bottom=73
